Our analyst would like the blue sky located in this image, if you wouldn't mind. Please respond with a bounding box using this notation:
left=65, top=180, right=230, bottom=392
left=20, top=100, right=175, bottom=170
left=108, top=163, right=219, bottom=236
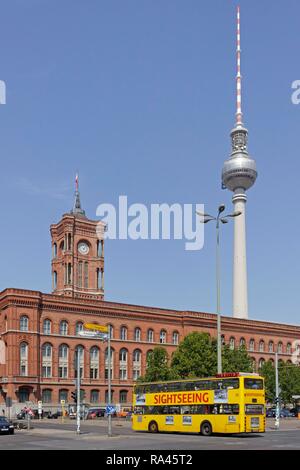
left=0, top=0, right=299, bottom=324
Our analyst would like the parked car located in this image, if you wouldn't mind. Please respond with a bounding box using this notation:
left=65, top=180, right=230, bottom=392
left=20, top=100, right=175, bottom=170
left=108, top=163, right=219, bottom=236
left=266, top=408, right=275, bottom=418
left=0, top=417, right=14, bottom=435
left=280, top=408, right=294, bottom=418
left=116, top=407, right=133, bottom=418
left=86, top=407, right=106, bottom=419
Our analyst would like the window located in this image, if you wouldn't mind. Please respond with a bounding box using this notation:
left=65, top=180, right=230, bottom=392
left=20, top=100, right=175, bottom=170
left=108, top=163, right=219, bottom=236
left=90, top=346, right=99, bottom=379
left=120, top=326, right=127, bottom=341
left=133, top=349, right=141, bottom=381
left=229, top=337, right=235, bottom=350
left=105, top=390, right=114, bottom=404
left=240, top=337, right=246, bottom=347
left=60, top=320, right=68, bottom=336
left=53, top=271, right=57, bottom=290
left=258, top=358, right=265, bottom=369
left=20, top=342, right=28, bottom=376
left=120, top=390, right=128, bottom=404
left=249, top=339, right=255, bottom=351
left=59, top=344, right=69, bottom=378
left=277, top=342, right=283, bottom=354
left=160, top=330, right=167, bottom=344
left=53, top=243, right=57, bottom=258
left=134, top=328, right=141, bottom=342
left=84, top=262, right=88, bottom=288
left=91, top=390, right=99, bottom=404
left=97, top=240, right=104, bottom=257
left=43, top=319, right=51, bottom=335
left=147, top=329, right=154, bottom=343
left=20, top=316, right=29, bottom=332
left=119, top=348, right=127, bottom=380
left=42, top=389, right=52, bottom=404
left=259, top=340, right=265, bottom=352
left=244, top=379, right=264, bottom=390
left=59, top=390, right=68, bottom=403
left=268, top=341, right=274, bottom=353
left=76, top=322, right=83, bottom=336
left=287, top=343, right=292, bottom=354
left=67, top=233, right=72, bottom=251
left=67, top=263, right=72, bottom=285
left=42, top=343, right=52, bottom=378
left=172, top=331, right=179, bottom=345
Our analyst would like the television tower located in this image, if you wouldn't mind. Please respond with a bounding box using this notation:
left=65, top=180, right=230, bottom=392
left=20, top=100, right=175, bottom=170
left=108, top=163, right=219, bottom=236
left=221, top=6, right=257, bottom=319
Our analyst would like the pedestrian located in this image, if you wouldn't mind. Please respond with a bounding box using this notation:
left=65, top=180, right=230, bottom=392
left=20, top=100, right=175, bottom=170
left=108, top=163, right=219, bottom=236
left=2, top=409, right=5, bottom=416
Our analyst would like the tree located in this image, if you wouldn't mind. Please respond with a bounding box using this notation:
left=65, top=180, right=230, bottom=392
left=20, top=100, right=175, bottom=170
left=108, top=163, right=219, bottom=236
left=171, top=332, right=217, bottom=378
left=260, top=360, right=300, bottom=405
left=171, top=332, right=253, bottom=378
left=222, top=344, right=253, bottom=373
left=138, top=347, right=179, bottom=382
left=259, top=360, right=275, bottom=403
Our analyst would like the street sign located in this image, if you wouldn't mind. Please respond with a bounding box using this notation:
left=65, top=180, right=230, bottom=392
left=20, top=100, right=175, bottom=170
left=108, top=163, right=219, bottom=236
left=78, top=330, right=104, bottom=338
left=106, top=406, right=115, bottom=415
left=84, top=323, right=108, bottom=333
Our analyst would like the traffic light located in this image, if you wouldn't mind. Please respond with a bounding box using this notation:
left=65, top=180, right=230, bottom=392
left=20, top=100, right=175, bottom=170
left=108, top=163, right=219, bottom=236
left=71, top=390, right=77, bottom=403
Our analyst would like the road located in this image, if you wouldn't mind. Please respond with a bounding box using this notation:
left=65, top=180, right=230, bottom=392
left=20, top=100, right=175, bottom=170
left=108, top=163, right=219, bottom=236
left=0, top=418, right=299, bottom=450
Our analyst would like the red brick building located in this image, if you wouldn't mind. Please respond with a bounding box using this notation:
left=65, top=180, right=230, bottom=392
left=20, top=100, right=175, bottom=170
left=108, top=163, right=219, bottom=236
left=0, top=189, right=299, bottom=411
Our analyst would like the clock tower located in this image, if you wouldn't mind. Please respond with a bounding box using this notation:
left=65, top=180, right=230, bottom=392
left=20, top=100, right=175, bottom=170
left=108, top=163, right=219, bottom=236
left=50, top=176, right=105, bottom=300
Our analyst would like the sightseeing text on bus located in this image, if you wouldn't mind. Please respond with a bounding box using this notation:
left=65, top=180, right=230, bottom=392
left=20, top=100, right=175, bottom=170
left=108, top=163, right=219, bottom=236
left=153, top=392, right=209, bottom=405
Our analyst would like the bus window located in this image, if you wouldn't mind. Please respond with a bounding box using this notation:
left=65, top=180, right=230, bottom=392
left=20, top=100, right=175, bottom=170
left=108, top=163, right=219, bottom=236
left=244, top=379, right=263, bottom=390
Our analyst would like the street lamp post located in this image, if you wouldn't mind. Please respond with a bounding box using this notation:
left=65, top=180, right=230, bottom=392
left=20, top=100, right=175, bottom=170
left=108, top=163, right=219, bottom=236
left=107, top=328, right=112, bottom=437
left=196, top=205, right=241, bottom=374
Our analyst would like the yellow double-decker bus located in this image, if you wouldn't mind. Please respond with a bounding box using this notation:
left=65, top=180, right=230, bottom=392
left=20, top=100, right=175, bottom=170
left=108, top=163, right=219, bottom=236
left=132, top=372, right=265, bottom=436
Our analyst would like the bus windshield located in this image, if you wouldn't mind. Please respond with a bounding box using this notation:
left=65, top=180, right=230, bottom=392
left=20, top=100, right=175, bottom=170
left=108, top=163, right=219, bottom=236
left=244, top=378, right=263, bottom=390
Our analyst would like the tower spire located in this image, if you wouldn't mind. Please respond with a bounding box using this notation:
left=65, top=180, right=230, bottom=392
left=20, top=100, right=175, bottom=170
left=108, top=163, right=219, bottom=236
left=236, top=5, right=243, bottom=127
left=71, top=173, right=86, bottom=218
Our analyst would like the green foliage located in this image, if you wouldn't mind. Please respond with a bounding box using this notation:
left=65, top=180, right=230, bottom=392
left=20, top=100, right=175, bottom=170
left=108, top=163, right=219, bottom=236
left=222, top=344, right=253, bottom=373
left=171, top=332, right=217, bottom=377
left=260, top=360, right=300, bottom=404
left=138, top=347, right=179, bottom=383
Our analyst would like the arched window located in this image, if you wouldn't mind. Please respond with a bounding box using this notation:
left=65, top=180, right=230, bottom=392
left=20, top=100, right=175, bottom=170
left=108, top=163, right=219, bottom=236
left=268, top=341, right=274, bottom=353
left=229, top=337, right=235, bottom=350
left=43, top=319, right=51, bottom=335
left=105, top=347, right=114, bottom=380
left=120, top=326, right=127, bottom=341
left=287, top=343, right=292, bottom=354
left=147, top=329, right=154, bottom=343
left=277, top=342, right=283, bottom=354
left=75, top=345, right=84, bottom=378
left=259, top=340, right=265, bottom=352
left=119, top=348, right=128, bottom=380
left=53, top=271, right=57, bottom=290
left=78, top=261, right=83, bottom=288
left=105, top=389, right=114, bottom=404
left=20, top=316, right=29, bottom=332
left=90, top=346, right=99, bottom=379
left=42, top=389, right=52, bottom=404
left=160, top=330, right=167, bottom=344
left=67, top=233, right=72, bottom=251
left=239, top=337, right=246, bottom=348
left=249, top=339, right=255, bottom=351
left=97, top=240, right=104, bottom=257
left=59, top=240, right=64, bottom=252
left=133, top=349, right=142, bottom=381
left=76, top=322, right=83, bottom=336
left=60, top=320, right=68, bottom=336
left=91, top=390, right=99, bottom=404
left=120, top=390, right=128, bottom=404
left=58, top=344, right=69, bottom=378
left=20, top=342, right=28, bottom=376
left=59, top=389, right=68, bottom=403
left=53, top=243, right=57, bottom=258
left=259, top=358, right=265, bottom=369
left=134, top=328, right=141, bottom=342
left=42, top=343, right=52, bottom=378
left=172, top=331, right=179, bottom=345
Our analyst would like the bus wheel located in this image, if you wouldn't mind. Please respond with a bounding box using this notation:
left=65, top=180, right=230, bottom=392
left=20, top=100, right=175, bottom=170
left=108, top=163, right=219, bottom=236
left=148, top=421, right=159, bottom=433
left=200, top=421, right=212, bottom=436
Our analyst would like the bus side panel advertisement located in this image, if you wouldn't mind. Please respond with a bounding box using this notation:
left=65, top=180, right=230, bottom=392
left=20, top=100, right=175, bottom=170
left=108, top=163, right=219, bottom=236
left=165, top=416, right=174, bottom=425
left=182, top=416, right=192, bottom=425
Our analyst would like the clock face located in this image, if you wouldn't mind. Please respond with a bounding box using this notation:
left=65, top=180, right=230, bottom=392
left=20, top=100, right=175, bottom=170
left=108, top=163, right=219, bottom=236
left=78, top=242, right=89, bottom=255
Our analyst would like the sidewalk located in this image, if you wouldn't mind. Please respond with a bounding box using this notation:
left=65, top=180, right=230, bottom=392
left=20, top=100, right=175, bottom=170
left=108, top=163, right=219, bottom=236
left=266, top=418, right=300, bottom=431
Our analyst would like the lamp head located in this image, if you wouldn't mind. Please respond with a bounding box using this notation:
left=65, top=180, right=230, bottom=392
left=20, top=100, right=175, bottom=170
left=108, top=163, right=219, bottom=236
left=218, top=204, right=225, bottom=215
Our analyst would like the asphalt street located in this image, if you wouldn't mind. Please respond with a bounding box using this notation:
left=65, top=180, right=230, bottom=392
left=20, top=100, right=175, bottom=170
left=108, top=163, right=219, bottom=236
left=0, top=418, right=299, bottom=450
